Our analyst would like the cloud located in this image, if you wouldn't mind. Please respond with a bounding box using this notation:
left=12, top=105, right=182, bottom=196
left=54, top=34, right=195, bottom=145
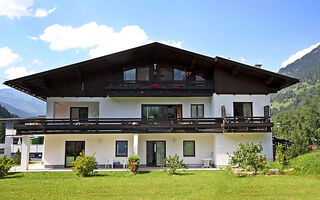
left=27, top=36, right=38, bottom=41
left=5, top=66, right=34, bottom=80
left=33, top=59, right=42, bottom=65
left=281, top=42, right=320, bottom=68
left=39, top=22, right=183, bottom=58
left=35, top=5, right=56, bottom=18
left=0, top=47, right=20, bottom=67
left=0, top=0, right=56, bottom=19
left=240, top=57, right=246, bottom=63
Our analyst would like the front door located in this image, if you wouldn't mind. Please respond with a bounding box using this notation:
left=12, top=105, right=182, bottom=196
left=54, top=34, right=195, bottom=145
left=146, top=141, right=166, bottom=167
left=65, top=141, right=85, bottom=167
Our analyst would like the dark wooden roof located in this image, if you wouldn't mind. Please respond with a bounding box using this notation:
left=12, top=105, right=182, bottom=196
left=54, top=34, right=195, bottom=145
left=3, top=42, right=299, bottom=101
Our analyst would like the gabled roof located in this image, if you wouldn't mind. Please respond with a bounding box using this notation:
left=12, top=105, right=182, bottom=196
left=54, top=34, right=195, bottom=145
left=4, top=42, right=298, bottom=101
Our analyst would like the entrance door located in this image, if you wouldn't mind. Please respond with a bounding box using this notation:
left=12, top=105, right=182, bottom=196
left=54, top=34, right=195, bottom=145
left=65, top=141, right=85, bottom=167
left=146, top=141, right=166, bottom=167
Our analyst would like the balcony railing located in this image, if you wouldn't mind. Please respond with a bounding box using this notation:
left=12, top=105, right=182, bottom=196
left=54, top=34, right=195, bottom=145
left=13, top=117, right=272, bottom=135
left=105, top=80, right=214, bottom=96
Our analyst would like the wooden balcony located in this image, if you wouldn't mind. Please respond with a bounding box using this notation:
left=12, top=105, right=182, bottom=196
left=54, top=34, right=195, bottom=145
left=13, top=117, right=273, bottom=135
left=105, top=80, right=214, bottom=96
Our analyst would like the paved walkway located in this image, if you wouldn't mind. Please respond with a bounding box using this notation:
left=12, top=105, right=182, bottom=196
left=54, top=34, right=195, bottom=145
left=10, top=162, right=220, bottom=173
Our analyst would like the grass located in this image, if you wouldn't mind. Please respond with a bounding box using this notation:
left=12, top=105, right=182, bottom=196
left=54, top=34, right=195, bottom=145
left=289, top=152, right=320, bottom=175
left=1, top=170, right=320, bottom=200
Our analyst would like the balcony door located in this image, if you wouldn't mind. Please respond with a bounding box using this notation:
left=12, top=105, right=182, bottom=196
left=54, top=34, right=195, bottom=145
left=65, top=141, right=85, bottom=167
left=146, top=141, right=166, bottom=167
left=142, top=105, right=182, bottom=123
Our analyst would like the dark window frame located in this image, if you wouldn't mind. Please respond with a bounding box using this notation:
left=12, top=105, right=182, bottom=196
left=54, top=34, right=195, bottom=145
left=233, top=102, right=253, bottom=117
left=115, top=141, right=128, bottom=157
left=183, top=140, right=195, bottom=157
left=0, top=148, right=4, bottom=154
left=141, top=104, right=183, bottom=119
left=191, top=104, right=204, bottom=118
left=64, top=141, right=85, bottom=167
left=70, top=107, right=89, bottom=119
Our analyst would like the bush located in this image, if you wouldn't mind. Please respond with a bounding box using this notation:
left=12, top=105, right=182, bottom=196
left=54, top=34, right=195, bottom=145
left=72, top=151, right=97, bottom=177
left=163, top=154, right=188, bottom=175
left=0, top=156, right=14, bottom=178
left=12, top=150, right=21, bottom=165
left=229, top=142, right=267, bottom=173
left=128, top=155, right=140, bottom=174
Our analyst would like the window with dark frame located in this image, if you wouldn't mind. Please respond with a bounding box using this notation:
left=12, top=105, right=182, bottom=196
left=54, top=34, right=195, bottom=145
left=183, top=141, right=195, bottom=157
left=233, top=102, right=253, bottom=117
left=124, top=67, right=136, bottom=81
left=70, top=107, right=88, bottom=119
left=116, top=141, right=128, bottom=157
left=191, top=104, right=204, bottom=118
left=0, top=148, right=4, bottom=154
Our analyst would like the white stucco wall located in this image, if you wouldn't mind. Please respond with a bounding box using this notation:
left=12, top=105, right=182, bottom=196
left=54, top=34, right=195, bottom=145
left=43, top=134, right=133, bottom=167
left=138, top=133, right=214, bottom=165
left=214, top=132, right=273, bottom=166
left=47, top=94, right=270, bottom=119
left=54, top=102, right=99, bottom=118
left=211, top=94, right=270, bottom=117
left=47, top=97, right=212, bottom=118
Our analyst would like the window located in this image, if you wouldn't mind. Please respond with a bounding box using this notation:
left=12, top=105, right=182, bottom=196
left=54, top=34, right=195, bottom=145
left=174, top=68, right=186, bottom=81
left=233, top=102, right=252, bottom=117
left=116, top=141, right=128, bottom=157
left=195, top=71, right=206, bottom=80
left=191, top=104, right=204, bottom=118
left=137, top=67, right=149, bottom=81
left=70, top=107, right=88, bottom=119
left=183, top=141, right=195, bottom=157
left=160, top=67, right=173, bottom=81
left=124, top=67, right=136, bottom=81
left=0, top=148, right=4, bottom=154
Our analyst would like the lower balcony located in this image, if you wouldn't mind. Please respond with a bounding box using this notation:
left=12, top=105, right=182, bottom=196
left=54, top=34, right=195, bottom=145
left=13, top=117, right=273, bottom=135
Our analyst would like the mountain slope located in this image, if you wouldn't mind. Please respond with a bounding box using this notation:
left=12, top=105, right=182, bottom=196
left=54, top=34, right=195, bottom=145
left=271, top=44, right=320, bottom=115
left=279, top=44, right=320, bottom=78
left=0, top=104, right=18, bottom=118
left=0, top=88, right=46, bottom=117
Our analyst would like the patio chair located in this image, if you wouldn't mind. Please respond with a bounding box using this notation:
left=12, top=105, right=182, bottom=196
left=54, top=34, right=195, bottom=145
left=105, top=159, right=113, bottom=169
left=121, top=159, right=128, bottom=169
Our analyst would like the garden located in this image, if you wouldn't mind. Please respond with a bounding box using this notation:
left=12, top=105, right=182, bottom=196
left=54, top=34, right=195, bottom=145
left=1, top=143, right=320, bottom=199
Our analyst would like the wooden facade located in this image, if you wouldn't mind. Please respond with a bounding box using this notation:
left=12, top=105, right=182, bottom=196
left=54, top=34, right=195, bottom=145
left=4, top=42, right=298, bottom=101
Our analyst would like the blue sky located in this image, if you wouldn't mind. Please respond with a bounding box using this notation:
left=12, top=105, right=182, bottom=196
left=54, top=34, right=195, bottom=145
left=0, top=0, right=320, bottom=87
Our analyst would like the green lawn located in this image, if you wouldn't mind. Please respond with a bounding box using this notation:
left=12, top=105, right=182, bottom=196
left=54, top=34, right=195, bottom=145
left=1, top=171, right=320, bottom=200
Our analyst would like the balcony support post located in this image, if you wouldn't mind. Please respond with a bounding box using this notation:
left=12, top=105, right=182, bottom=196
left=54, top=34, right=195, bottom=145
left=133, top=134, right=139, bottom=156
left=21, top=135, right=30, bottom=170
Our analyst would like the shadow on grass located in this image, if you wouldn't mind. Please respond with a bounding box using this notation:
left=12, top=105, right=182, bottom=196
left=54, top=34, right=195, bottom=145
left=5, top=172, right=23, bottom=179
left=136, top=170, right=151, bottom=174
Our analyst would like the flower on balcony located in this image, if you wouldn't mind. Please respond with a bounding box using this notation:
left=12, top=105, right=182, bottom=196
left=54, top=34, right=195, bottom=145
left=151, top=83, right=161, bottom=89
left=135, top=83, right=141, bottom=89
left=172, top=84, right=179, bottom=89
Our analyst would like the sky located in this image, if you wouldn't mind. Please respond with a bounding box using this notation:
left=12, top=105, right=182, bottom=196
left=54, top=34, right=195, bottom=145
left=0, top=0, right=320, bottom=88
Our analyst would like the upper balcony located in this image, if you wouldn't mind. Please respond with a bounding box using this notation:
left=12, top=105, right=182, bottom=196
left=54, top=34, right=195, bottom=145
left=13, top=116, right=273, bottom=135
left=105, top=80, right=214, bottom=97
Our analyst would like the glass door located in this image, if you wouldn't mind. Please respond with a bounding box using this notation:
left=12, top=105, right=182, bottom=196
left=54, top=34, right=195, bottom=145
left=65, top=141, right=85, bottom=167
left=146, top=141, right=166, bottom=167
left=156, top=142, right=165, bottom=166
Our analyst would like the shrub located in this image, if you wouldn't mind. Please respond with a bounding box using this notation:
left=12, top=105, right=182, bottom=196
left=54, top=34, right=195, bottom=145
left=12, top=150, right=21, bottom=165
left=229, top=142, right=267, bottom=173
left=0, top=156, right=14, bottom=178
left=128, top=155, right=140, bottom=174
left=72, top=151, right=97, bottom=177
left=163, top=154, right=188, bottom=175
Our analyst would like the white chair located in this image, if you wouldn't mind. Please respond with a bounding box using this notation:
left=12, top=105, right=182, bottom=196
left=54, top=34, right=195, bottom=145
left=121, top=159, right=128, bottom=169
left=105, top=159, right=113, bottom=169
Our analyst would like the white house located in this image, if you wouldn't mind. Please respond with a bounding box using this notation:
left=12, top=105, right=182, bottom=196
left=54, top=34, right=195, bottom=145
left=1, top=43, right=298, bottom=169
